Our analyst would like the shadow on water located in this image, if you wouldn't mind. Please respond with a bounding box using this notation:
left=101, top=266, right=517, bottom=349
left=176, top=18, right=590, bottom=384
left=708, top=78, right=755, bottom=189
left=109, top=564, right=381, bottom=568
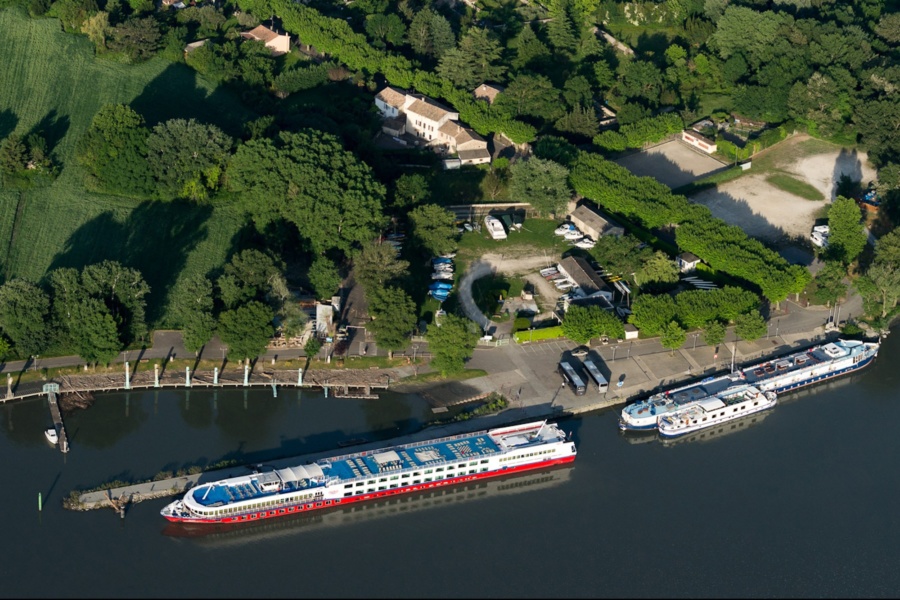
left=45, top=200, right=213, bottom=325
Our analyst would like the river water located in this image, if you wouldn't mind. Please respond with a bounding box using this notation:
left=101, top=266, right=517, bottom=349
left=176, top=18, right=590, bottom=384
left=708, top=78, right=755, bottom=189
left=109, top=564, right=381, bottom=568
left=1, top=332, right=899, bottom=598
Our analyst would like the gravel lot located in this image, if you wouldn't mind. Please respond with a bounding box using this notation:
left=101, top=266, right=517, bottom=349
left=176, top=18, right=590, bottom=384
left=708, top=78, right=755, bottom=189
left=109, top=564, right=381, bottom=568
left=614, top=139, right=728, bottom=188
left=689, top=135, right=877, bottom=243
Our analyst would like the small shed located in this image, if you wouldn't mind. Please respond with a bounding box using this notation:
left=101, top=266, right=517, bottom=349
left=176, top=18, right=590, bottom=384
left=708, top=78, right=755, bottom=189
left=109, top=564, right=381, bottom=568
left=677, top=252, right=701, bottom=273
left=624, top=324, right=639, bottom=340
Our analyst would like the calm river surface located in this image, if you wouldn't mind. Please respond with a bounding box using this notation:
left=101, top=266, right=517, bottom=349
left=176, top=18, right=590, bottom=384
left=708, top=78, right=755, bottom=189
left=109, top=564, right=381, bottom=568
left=2, top=332, right=899, bottom=598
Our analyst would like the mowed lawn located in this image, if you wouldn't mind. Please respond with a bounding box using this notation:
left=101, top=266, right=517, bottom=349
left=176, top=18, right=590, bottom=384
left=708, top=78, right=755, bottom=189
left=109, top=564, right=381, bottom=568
left=0, top=9, right=257, bottom=324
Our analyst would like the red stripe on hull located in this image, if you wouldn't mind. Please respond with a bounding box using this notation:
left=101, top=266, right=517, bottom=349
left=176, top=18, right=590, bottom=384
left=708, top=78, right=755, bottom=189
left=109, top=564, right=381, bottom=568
left=164, top=455, right=575, bottom=524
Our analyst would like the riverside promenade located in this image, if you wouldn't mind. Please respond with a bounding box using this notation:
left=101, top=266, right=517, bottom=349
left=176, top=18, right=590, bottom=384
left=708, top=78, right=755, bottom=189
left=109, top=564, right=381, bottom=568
left=69, top=299, right=876, bottom=515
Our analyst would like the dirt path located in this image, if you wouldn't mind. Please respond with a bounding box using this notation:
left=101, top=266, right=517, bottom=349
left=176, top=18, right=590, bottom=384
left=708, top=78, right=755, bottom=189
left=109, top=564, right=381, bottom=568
left=458, top=254, right=558, bottom=332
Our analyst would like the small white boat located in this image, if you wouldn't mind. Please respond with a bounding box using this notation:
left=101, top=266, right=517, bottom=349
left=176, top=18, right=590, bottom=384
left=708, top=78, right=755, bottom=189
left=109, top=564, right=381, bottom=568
left=45, top=427, right=58, bottom=445
left=554, top=223, right=575, bottom=236
left=563, top=229, right=583, bottom=240
left=540, top=267, right=558, bottom=277
left=575, top=238, right=595, bottom=249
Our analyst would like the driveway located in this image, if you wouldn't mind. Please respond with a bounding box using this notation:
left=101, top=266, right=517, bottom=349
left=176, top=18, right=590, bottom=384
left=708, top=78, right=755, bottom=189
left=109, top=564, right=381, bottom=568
left=458, top=254, right=559, bottom=335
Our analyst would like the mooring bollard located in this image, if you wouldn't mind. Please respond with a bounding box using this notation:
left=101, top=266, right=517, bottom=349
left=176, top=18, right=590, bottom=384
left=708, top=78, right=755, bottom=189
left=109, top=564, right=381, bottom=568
left=243, top=364, right=249, bottom=387
left=6, top=373, right=11, bottom=399
left=124, top=361, right=131, bottom=390
left=297, top=368, right=303, bottom=386
left=154, top=363, right=160, bottom=388
left=213, top=367, right=219, bottom=386
left=38, top=492, right=42, bottom=512
left=185, top=367, right=191, bottom=388
left=324, top=385, right=329, bottom=398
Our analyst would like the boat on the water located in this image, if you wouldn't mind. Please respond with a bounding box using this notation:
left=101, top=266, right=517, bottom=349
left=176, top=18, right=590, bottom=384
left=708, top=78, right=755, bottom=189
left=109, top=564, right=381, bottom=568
left=740, top=339, right=878, bottom=393
left=44, top=427, right=58, bottom=445
left=619, top=372, right=745, bottom=431
left=658, top=385, right=777, bottom=438
left=161, top=420, right=576, bottom=524
left=163, top=465, right=574, bottom=543
left=619, top=338, right=879, bottom=432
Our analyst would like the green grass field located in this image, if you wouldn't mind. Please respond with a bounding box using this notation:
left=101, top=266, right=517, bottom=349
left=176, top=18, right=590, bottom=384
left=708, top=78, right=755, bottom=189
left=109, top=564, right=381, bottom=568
left=0, top=9, right=257, bottom=324
left=765, top=173, right=825, bottom=201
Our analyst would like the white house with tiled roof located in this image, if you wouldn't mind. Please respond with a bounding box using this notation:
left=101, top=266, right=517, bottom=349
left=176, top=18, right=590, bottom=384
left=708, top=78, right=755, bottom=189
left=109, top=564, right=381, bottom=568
left=374, top=87, right=491, bottom=165
left=241, top=25, right=290, bottom=56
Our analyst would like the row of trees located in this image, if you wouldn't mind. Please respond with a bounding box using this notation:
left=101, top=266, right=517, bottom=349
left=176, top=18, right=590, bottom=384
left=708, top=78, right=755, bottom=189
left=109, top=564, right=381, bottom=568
left=0, top=260, right=148, bottom=364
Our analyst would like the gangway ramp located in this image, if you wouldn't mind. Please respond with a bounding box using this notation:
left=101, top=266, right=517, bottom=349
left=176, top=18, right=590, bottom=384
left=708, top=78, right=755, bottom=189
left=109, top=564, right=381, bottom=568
left=44, top=383, right=69, bottom=453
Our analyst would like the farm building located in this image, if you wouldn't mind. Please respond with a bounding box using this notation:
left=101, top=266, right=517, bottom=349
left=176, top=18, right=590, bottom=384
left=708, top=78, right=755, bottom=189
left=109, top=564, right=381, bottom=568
left=568, top=203, right=625, bottom=240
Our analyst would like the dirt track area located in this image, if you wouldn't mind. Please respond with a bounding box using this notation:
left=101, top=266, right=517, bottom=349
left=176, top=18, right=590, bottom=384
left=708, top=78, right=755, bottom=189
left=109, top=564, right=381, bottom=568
left=689, top=135, right=877, bottom=244
left=614, top=139, right=728, bottom=188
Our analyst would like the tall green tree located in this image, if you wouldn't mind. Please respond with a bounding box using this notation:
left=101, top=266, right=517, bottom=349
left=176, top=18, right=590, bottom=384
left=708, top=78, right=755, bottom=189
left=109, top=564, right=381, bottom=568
left=365, top=13, right=406, bottom=48
left=509, top=23, right=551, bottom=71
left=408, top=9, right=455, bottom=59
left=660, top=320, right=686, bottom=356
left=354, top=243, right=410, bottom=291
left=734, top=310, right=767, bottom=341
left=218, top=301, right=275, bottom=363
left=425, top=314, right=479, bottom=376
left=70, top=297, right=121, bottom=365
left=393, top=173, right=430, bottom=208
left=562, top=305, right=624, bottom=344
left=629, top=294, right=677, bottom=337
left=107, top=16, right=161, bottom=62
left=307, top=256, right=342, bottom=299
left=367, top=286, right=416, bottom=356
left=826, top=196, right=867, bottom=265
left=410, top=204, right=458, bottom=256
left=812, top=261, right=847, bottom=307
left=227, top=130, right=386, bottom=253
left=437, top=28, right=506, bottom=89
left=170, top=274, right=216, bottom=355
left=508, top=157, right=571, bottom=217
left=0, top=279, right=50, bottom=357
left=81, top=260, right=150, bottom=344
left=146, top=118, right=231, bottom=200
left=635, top=251, right=680, bottom=287
left=76, top=103, right=154, bottom=197
left=703, top=320, right=726, bottom=348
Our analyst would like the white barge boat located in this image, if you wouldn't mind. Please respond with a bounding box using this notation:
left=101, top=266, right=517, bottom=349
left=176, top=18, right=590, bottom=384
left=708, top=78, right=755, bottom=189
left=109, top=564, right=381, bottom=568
left=161, top=420, right=576, bottom=524
left=620, top=338, right=878, bottom=432
left=739, top=339, right=878, bottom=393
left=619, top=372, right=745, bottom=431
left=658, top=385, right=777, bottom=438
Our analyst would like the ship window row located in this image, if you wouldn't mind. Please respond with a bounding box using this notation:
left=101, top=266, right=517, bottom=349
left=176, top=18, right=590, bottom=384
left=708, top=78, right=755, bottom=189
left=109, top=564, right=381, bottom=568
left=500, top=449, right=553, bottom=462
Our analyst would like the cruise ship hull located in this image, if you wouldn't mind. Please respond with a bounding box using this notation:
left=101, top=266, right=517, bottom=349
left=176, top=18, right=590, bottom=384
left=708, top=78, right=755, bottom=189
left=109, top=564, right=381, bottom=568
left=162, top=455, right=575, bottom=525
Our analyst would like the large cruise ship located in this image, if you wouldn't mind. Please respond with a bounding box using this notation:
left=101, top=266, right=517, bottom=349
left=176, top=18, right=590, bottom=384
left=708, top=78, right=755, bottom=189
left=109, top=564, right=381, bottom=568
left=620, top=338, right=879, bottom=432
left=658, top=385, right=777, bottom=438
left=161, top=420, right=576, bottom=524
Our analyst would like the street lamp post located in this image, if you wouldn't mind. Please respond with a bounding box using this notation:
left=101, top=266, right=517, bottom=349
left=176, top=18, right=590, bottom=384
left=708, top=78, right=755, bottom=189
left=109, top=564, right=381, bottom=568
left=627, top=341, right=632, bottom=359
left=412, top=345, right=418, bottom=362
left=612, top=345, right=617, bottom=362
left=692, top=333, right=698, bottom=350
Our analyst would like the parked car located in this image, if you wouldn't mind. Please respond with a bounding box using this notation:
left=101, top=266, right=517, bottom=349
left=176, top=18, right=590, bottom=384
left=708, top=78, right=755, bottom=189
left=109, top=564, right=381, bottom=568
left=556, top=281, right=574, bottom=291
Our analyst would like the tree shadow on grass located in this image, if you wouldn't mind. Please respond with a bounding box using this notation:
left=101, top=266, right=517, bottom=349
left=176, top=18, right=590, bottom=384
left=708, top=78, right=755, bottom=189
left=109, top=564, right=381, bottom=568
left=45, top=200, right=214, bottom=325
left=23, top=109, right=70, bottom=164
left=0, top=109, right=18, bottom=141
left=130, top=63, right=258, bottom=138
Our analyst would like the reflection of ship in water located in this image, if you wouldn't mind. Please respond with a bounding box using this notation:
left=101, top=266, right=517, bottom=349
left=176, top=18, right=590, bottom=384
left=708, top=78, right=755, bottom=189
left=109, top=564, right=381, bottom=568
left=658, top=409, right=773, bottom=447
left=162, top=465, right=573, bottom=545
left=619, top=431, right=659, bottom=446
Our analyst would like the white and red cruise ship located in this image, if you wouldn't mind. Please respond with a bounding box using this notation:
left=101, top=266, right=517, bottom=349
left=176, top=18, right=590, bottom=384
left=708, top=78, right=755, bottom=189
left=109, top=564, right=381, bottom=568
left=161, top=420, right=576, bottom=524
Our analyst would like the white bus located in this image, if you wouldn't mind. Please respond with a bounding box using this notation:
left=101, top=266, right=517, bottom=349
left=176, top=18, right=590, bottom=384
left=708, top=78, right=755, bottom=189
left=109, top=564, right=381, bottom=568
left=582, top=359, right=609, bottom=393
left=558, top=361, right=586, bottom=396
